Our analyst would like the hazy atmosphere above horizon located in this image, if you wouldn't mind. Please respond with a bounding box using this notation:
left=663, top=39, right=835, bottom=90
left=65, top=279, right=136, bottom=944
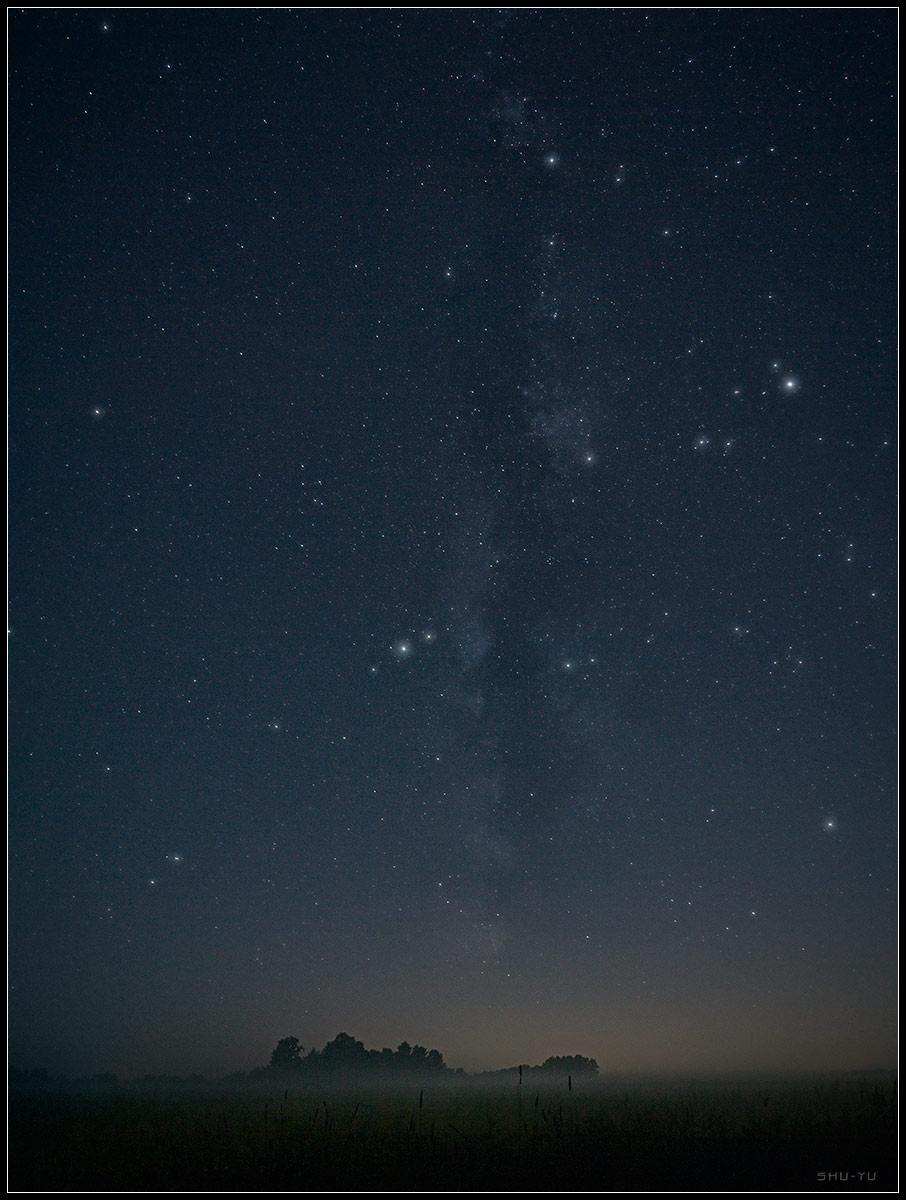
left=9, top=9, right=896, bottom=1080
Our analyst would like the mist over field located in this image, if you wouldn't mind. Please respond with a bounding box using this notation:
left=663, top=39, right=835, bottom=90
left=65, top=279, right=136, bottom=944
left=10, top=1058, right=896, bottom=1192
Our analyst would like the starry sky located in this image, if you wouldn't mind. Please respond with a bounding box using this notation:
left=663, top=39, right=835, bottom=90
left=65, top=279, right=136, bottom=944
left=9, top=9, right=897, bottom=1080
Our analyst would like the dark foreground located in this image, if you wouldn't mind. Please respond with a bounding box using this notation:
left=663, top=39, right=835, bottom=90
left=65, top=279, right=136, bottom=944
left=9, top=1076, right=897, bottom=1192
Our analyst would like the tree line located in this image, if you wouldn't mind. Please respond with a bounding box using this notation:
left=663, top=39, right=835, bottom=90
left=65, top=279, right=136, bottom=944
left=263, top=1032, right=598, bottom=1081
left=9, top=1036, right=599, bottom=1092
left=265, top=1032, right=453, bottom=1078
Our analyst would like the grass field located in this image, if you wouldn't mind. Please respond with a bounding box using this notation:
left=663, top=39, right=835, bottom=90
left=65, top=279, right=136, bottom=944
left=9, top=1074, right=896, bottom=1191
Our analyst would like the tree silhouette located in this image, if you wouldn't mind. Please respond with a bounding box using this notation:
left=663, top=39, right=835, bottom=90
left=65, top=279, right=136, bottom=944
left=319, top=1032, right=367, bottom=1068
left=410, top=1045, right=428, bottom=1070
left=269, top=1036, right=303, bottom=1073
left=426, top=1048, right=446, bottom=1072
left=539, top=1054, right=598, bottom=1076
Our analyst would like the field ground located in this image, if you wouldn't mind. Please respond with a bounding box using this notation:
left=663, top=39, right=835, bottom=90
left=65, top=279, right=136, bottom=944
left=9, top=1075, right=897, bottom=1192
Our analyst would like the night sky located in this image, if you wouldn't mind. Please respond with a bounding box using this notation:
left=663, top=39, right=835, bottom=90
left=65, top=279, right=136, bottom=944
left=9, top=9, right=897, bottom=1081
